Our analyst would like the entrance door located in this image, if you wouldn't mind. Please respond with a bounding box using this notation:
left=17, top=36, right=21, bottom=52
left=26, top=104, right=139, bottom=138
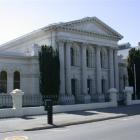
left=87, top=79, right=92, bottom=94
left=71, top=79, right=76, bottom=96
left=101, top=79, right=105, bottom=94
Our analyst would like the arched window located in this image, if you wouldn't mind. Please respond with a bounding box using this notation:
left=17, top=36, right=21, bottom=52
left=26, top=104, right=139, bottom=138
left=14, top=71, right=20, bottom=89
left=0, top=71, right=7, bottom=93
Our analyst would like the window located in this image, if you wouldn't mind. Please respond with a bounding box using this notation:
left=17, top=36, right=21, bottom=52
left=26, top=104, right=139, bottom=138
left=70, top=46, right=79, bottom=66
left=14, top=71, right=20, bottom=89
left=0, top=71, right=7, bottom=93
left=86, top=47, right=95, bottom=68
left=100, top=51, right=103, bottom=68
left=86, top=49, right=90, bottom=67
left=71, top=47, right=74, bottom=66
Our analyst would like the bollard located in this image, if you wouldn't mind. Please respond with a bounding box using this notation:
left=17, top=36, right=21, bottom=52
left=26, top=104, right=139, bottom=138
left=44, top=99, right=53, bottom=125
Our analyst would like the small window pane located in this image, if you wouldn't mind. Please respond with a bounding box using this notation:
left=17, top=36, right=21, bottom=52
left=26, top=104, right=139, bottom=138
left=0, top=71, right=7, bottom=93
left=14, top=71, right=20, bottom=89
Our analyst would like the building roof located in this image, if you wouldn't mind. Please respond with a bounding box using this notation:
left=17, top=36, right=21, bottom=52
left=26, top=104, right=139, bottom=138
left=0, top=17, right=123, bottom=50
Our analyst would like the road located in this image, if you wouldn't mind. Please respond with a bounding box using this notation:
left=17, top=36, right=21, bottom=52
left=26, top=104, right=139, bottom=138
left=1, top=115, right=140, bottom=140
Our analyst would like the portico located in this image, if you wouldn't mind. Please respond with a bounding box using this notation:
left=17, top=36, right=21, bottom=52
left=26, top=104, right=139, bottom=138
left=58, top=39, right=119, bottom=104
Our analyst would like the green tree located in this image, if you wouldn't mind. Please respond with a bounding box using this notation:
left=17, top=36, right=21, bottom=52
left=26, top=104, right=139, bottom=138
left=39, top=45, right=60, bottom=104
left=127, top=48, right=140, bottom=99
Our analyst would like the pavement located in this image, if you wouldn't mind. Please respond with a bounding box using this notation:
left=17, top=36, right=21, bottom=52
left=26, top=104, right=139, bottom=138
left=0, top=104, right=140, bottom=133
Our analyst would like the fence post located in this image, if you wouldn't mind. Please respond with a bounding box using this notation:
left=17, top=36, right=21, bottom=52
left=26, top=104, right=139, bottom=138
left=108, top=88, right=118, bottom=107
left=124, top=87, right=133, bottom=105
left=10, top=89, right=24, bottom=117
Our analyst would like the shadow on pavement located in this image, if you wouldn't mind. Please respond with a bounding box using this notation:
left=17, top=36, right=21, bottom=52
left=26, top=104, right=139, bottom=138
left=24, top=124, right=65, bottom=131
left=94, top=104, right=140, bottom=116
left=65, top=110, right=98, bottom=116
left=21, top=116, right=36, bottom=120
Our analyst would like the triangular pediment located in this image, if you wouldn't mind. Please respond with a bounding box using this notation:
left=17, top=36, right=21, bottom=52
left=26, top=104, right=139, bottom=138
left=60, top=17, right=123, bottom=39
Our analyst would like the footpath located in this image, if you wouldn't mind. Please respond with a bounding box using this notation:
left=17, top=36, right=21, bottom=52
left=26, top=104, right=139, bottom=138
left=0, top=104, right=140, bottom=133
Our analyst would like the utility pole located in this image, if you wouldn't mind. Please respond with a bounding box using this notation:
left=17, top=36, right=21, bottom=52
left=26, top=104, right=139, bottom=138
left=134, top=63, right=137, bottom=99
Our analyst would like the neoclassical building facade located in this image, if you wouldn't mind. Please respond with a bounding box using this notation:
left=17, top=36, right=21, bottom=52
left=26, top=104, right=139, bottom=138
left=0, top=17, right=127, bottom=104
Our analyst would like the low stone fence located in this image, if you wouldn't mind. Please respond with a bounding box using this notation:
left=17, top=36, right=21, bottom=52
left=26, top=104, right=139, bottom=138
left=0, top=88, right=118, bottom=118
left=0, top=101, right=117, bottom=118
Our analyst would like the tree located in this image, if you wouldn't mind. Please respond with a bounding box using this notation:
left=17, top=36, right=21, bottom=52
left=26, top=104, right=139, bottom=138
left=39, top=45, right=60, bottom=104
left=127, top=48, right=140, bottom=99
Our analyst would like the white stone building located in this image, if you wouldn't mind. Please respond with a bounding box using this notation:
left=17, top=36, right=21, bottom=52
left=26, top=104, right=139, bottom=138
left=0, top=17, right=128, bottom=104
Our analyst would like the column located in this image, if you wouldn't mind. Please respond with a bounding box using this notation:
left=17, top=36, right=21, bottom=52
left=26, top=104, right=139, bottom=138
left=65, top=43, right=71, bottom=95
left=7, top=72, right=13, bottom=94
left=114, top=49, right=119, bottom=90
left=96, top=47, right=101, bottom=94
left=109, top=48, right=114, bottom=88
left=65, top=42, right=75, bottom=104
left=81, top=44, right=91, bottom=103
left=81, top=44, right=87, bottom=95
left=58, top=42, right=65, bottom=95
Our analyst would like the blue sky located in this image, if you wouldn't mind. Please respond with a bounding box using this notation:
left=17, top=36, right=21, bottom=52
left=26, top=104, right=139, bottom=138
left=0, top=0, right=139, bottom=46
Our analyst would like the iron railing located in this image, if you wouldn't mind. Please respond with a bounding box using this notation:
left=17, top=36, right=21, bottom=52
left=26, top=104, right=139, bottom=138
left=0, top=93, right=111, bottom=109
left=0, top=94, right=12, bottom=108
left=22, top=94, right=43, bottom=107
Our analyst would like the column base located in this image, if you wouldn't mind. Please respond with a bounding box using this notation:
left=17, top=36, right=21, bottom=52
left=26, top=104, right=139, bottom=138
left=59, top=94, right=75, bottom=105
left=76, top=94, right=91, bottom=104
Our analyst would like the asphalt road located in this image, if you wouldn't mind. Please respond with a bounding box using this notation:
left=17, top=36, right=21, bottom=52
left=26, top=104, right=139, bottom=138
left=1, top=115, right=140, bottom=140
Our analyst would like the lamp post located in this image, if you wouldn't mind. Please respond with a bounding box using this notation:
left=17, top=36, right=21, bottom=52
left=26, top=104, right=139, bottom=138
left=134, top=64, right=137, bottom=99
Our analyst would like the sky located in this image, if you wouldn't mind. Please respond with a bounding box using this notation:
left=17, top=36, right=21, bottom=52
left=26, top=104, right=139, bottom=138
left=0, top=0, right=140, bottom=46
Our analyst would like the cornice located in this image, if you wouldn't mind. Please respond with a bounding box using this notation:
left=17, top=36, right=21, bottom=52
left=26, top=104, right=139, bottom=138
left=44, top=25, right=120, bottom=41
left=0, top=53, right=38, bottom=60
left=56, top=38, right=118, bottom=49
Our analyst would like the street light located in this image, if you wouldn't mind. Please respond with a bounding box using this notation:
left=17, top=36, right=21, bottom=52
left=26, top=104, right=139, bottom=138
left=134, top=63, right=137, bottom=99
